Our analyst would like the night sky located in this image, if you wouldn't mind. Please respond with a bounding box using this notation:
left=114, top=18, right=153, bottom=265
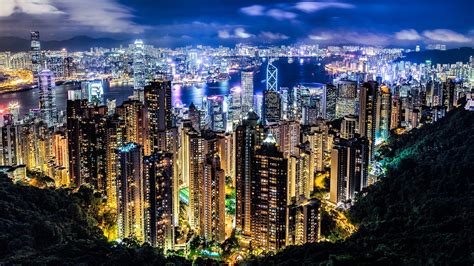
left=0, top=0, right=473, bottom=47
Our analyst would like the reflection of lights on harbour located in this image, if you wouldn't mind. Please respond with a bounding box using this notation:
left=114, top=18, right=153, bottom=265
left=299, top=58, right=304, bottom=64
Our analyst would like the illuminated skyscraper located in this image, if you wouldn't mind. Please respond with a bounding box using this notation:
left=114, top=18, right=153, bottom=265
left=145, top=80, right=172, bottom=152
left=325, top=84, right=337, bottom=120
left=235, top=111, right=264, bottom=236
left=251, top=134, right=288, bottom=252
left=81, top=80, right=104, bottom=106
left=133, top=39, right=146, bottom=102
left=359, top=81, right=378, bottom=161
left=187, top=130, right=203, bottom=230
left=200, top=154, right=226, bottom=242
left=116, top=142, right=145, bottom=242
left=38, top=68, right=57, bottom=127
left=376, top=85, right=392, bottom=143
left=287, top=198, right=320, bottom=246
left=293, top=143, right=314, bottom=200
left=116, top=100, right=150, bottom=155
left=1, top=114, right=18, bottom=166
left=335, top=80, right=357, bottom=118
left=330, top=137, right=369, bottom=205
left=241, top=71, right=254, bottom=114
left=205, top=95, right=226, bottom=132
left=144, top=152, right=175, bottom=251
left=266, top=60, right=278, bottom=91
left=263, top=89, right=281, bottom=125
left=30, top=31, right=41, bottom=85
left=341, top=115, right=358, bottom=139
left=105, top=116, right=124, bottom=210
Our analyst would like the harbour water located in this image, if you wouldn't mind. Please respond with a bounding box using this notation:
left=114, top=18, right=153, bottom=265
left=0, top=58, right=330, bottom=115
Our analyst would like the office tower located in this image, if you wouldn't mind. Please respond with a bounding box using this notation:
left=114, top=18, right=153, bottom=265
left=188, top=102, right=200, bottom=131
left=81, top=80, right=104, bottom=106
left=335, top=80, right=357, bottom=118
left=241, top=71, right=254, bottom=114
left=327, top=86, right=339, bottom=114
left=280, top=87, right=289, bottom=120
left=145, top=80, right=172, bottom=153
left=117, top=100, right=150, bottom=155
left=133, top=39, right=146, bottom=102
left=116, top=142, right=145, bottom=242
left=287, top=198, right=320, bottom=246
left=235, top=111, right=264, bottom=235
left=1, top=114, right=18, bottom=166
left=442, top=79, right=455, bottom=111
left=200, top=154, right=226, bottom=242
left=229, top=87, right=242, bottom=129
left=38, top=68, right=57, bottom=127
left=376, top=85, right=392, bottom=143
left=359, top=81, right=377, bottom=161
left=251, top=134, right=288, bottom=252
left=263, top=89, right=281, bottom=125
left=63, top=56, right=75, bottom=78
left=107, top=99, right=117, bottom=116
left=30, top=31, right=41, bottom=84
left=205, top=95, right=226, bottom=132
left=341, top=115, right=358, bottom=139
left=144, top=152, right=175, bottom=251
left=8, top=102, right=20, bottom=124
left=253, top=94, right=264, bottom=119
left=266, top=60, right=278, bottom=91
left=330, top=137, right=369, bottom=204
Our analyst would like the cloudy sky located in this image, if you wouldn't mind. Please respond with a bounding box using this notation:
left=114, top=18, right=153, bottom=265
left=0, top=0, right=473, bottom=47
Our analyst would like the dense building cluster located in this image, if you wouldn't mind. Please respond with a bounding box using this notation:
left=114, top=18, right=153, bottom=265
left=0, top=31, right=473, bottom=256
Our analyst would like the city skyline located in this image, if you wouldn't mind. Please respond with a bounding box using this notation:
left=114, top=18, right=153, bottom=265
left=0, top=0, right=473, bottom=48
left=0, top=1, right=473, bottom=264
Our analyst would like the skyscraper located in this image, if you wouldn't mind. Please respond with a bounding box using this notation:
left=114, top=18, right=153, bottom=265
left=335, top=80, right=357, bottom=119
left=144, top=152, right=175, bottom=251
left=287, top=198, right=320, bottom=246
left=235, top=111, right=264, bottom=236
left=116, top=142, right=145, bottom=242
left=241, top=71, right=254, bottom=114
left=330, top=137, right=369, bottom=205
left=251, top=134, right=288, bottom=252
left=145, top=80, right=172, bottom=152
left=38, top=68, right=57, bottom=127
left=325, top=84, right=337, bottom=120
left=359, top=81, right=377, bottom=161
left=30, top=31, right=41, bottom=85
left=133, top=39, right=146, bottom=102
left=263, top=89, right=281, bottom=125
left=200, top=154, right=226, bottom=242
left=341, top=115, right=358, bottom=139
left=375, top=85, right=392, bottom=143
left=266, top=60, right=278, bottom=91
left=116, top=100, right=150, bottom=155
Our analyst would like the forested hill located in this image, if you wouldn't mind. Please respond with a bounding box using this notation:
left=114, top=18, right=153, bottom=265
left=0, top=175, right=189, bottom=264
left=249, top=108, right=474, bottom=265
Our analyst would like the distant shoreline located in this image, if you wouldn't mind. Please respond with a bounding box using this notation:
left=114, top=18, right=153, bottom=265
left=0, top=86, right=34, bottom=95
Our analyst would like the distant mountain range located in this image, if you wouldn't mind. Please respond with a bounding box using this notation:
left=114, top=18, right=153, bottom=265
left=398, top=47, right=474, bottom=64
left=0, top=36, right=130, bottom=52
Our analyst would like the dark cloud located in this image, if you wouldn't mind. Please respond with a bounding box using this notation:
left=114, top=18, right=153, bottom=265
left=0, top=0, right=472, bottom=47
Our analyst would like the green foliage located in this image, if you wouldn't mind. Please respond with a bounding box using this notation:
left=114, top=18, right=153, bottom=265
left=249, top=108, right=474, bottom=265
left=0, top=176, right=190, bottom=265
